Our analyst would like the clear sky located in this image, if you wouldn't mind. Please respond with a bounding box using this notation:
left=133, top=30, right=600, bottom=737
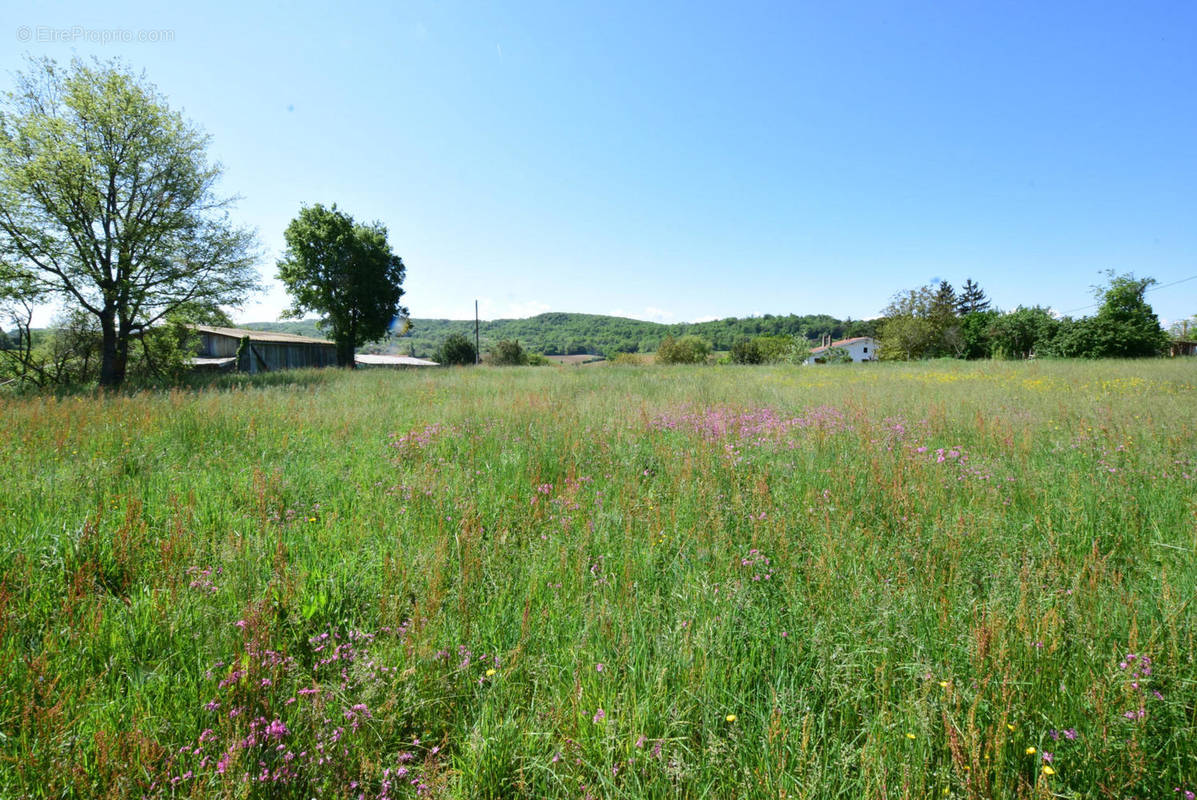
left=4, top=0, right=1195, bottom=325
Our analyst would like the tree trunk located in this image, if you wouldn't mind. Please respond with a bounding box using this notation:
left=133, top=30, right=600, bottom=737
left=336, top=336, right=355, bottom=368
left=98, top=311, right=127, bottom=388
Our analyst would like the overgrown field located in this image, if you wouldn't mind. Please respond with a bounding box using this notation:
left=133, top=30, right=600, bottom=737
left=1, top=361, right=1195, bottom=798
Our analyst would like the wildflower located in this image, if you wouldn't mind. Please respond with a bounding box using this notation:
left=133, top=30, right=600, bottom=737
left=1006, top=723, right=1015, bottom=731
left=596, top=663, right=604, bottom=672
left=485, top=668, right=496, bottom=677
left=1025, top=746, right=1036, bottom=755
left=592, top=708, right=606, bottom=723
left=939, top=681, right=949, bottom=688
left=725, top=714, right=736, bottom=723
left=1063, top=729, right=1077, bottom=740
left=1042, top=751, right=1053, bottom=763
left=1042, top=765, right=1055, bottom=776
left=906, top=732, right=916, bottom=740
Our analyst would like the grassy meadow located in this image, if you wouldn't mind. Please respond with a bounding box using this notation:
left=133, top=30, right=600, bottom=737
left=1, top=360, right=1195, bottom=798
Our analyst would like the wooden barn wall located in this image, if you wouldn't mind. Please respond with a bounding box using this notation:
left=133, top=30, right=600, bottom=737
left=200, top=333, right=240, bottom=358
left=241, top=342, right=338, bottom=373
left=200, top=333, right=337, bottom=372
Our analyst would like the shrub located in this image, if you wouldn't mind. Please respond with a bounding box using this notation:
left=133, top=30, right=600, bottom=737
left=488, top=339, right=528, bottom=366
left=729, top=339, right=763, bottom=365
left=657, top=335, right=711, bottom=365
left=437, top=333, right=477, bottom=366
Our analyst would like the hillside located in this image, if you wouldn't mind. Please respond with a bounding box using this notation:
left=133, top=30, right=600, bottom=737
left=243, top=312, right=878, bottom=358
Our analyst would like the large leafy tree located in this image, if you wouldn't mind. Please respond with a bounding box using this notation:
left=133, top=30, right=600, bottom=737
left=0, top=57, right=259, bottom=388
left=276, top=204, right=408, bottom=367
left=988, top=306, right=1059, bottom=359
left=1050, top=273, right=1168, bottom=358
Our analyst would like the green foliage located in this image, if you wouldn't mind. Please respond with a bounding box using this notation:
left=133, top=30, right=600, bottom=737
left=657, top=334, right=711, bottom=364
left=878, top=287, right=938, bottom=360
left=729, top=338, right=763, bottom=364
left=956, top=278, right=991, bottom=314
left=0, top=57, right=259, bottom=388
left=311, top=313, right=862, bottom=360
left=754, top=335, right=798, bottom=363
left=1090, top=273, right=1169, bottom=357
left=276, top=203, right=408, bottom=368
left=882, top=274, right=1166, bottom=362
left=0, top=307, right=205, bottom=387
left=488, top=339, right=528, bottom=365
left=436, top=333, right=477, bottom=366
left=988, top=306, right=1059, bottom=359
left=728, top=334, right=814, bottom=365
left=1047, top=274, right=1169, bottom=359
left=959, top=309, right=999, bottom=359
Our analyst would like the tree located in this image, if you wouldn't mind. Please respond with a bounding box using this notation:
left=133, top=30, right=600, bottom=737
left=0, top=57, right=259, bottom=387
left=489, top=339, right=528, bottom=365
left=436, top=332, right=476, bottom=366
left=729, top=338, right=763, bottom=364
left=1090, top=273, right=1169, bottom=357
left=956, top=279, right=990, bottom=314
left=959, top=308, right=999, bottom=359
left=657, top=334, right=710, bottom=364
left=276, top=204, right=408, bottom=367
left=987, top=306, right=1058, bottom=359
left=1047, top=274, right=1168, bottom=359
left=878, top=286, right=937, bottom=359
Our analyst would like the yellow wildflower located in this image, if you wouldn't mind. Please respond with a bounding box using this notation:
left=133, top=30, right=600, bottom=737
left=1025, top=746, right=1036, bottom=755
left=1042, top=765, right=1055, bottom=776
left=725, top=714, right=736, bottom=723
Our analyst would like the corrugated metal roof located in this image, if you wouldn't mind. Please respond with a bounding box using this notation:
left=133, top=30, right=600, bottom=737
left=190, top=356, right=237, bottom=366
left=192, top=325, right=335, bottom=346
left=355, top=354, right=440, bottom=367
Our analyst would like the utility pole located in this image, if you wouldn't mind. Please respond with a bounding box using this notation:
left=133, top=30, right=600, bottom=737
left=475, top=300, right=481, bottom=365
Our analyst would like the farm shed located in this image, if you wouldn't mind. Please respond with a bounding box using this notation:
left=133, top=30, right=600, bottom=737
left=191, top=325, right=338, bottom=373
left=805, top=336, right=878, bottom=364
left=355, top=354, right=440, bottom=368
left=1170, top=340, right=1196, bottom=357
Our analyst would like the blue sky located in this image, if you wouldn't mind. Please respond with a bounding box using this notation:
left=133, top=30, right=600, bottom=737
left=4, top=0, right=1196, bottom=324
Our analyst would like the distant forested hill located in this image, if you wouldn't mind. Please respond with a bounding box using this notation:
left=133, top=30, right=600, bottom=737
left=242, top=313, right=877, bottom=358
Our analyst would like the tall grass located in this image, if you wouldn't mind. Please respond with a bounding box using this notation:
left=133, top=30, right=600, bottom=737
left=0, top=360, right=1194, bottom=798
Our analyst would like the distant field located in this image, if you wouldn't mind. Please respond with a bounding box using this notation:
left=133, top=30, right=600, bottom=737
left=2, top=361, right=1195, bottom=798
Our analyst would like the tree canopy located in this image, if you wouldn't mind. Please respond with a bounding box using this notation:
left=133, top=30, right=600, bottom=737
left=276, top=203, right=407, bottom=367
left=657, top=334, right=711, bottom=364
left=878, top=273, right=1168, bottom=361
left=0, top=57, right=259, bottom=387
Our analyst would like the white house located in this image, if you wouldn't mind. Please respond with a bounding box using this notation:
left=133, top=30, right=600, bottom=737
left=805, top=336, right=878, bottom=364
